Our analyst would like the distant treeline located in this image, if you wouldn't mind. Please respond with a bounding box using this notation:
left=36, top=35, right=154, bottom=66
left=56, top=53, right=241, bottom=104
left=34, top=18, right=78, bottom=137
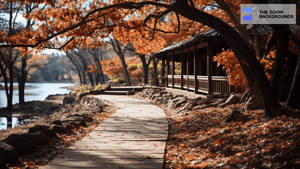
left=27, top=54, right=76, bottom=83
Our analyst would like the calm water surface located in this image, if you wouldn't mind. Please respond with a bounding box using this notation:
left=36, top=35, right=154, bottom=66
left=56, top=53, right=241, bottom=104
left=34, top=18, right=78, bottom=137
left=0, top=83, right=73, bottom=130
left=0, top=117, right=19, bottom=130
left=0, top=82, right=74, bottom=108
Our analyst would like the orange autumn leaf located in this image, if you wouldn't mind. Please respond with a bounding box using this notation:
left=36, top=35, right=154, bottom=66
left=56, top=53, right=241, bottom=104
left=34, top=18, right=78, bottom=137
left=193, top=162, right=209, bottom=169
left=185, top=154, right=195, bottom=161
left=214, top=138, right=226, bottom=146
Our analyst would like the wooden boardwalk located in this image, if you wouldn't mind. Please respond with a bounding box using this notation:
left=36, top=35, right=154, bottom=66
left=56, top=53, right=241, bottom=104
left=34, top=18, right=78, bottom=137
left=42, top=95, right=168, bottom=169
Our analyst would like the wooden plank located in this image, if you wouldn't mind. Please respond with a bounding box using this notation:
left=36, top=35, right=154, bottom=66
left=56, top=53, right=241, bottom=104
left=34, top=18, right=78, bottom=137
left=43, top=158, right=164, bottom=169
left=197, top=41, right=208, bottom=49
left=42, top=95, right=168, bottom=169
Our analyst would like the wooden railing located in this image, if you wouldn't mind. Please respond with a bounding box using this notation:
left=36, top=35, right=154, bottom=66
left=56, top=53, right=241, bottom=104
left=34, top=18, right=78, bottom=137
left=161, top=75, right=231, bottom=94
left=211, top=76, right=231, bottom=94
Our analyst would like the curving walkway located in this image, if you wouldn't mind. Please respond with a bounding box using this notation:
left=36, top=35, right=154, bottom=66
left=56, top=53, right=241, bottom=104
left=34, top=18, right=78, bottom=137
left=42, top=95, right=168, bottom=169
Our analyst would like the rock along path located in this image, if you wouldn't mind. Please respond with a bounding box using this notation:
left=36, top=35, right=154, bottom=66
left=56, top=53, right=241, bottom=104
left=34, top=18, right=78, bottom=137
left=42, top=95, right=168, bottom=169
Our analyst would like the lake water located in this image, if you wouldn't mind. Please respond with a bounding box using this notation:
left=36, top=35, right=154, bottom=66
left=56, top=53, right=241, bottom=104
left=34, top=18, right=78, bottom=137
left=0, top=82, right=74, bottom=108
left=0, top=83, right=74, bottom=130
left=0, top=117, right=19, bottom=130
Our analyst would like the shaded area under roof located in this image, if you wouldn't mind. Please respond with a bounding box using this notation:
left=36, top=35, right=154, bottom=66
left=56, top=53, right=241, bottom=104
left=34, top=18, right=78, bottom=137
left=153, top=25, right=299, bottom=57
left=154, top=25, right=278, bottom=55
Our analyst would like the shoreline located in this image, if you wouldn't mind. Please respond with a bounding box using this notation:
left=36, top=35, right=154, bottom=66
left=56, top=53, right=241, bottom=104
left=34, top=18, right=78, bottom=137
left=0, top=85, right=33, bottom=90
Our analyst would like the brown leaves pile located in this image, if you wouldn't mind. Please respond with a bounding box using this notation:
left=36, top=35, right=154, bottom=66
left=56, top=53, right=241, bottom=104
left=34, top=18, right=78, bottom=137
left=163, top=103, right=300, bottom=169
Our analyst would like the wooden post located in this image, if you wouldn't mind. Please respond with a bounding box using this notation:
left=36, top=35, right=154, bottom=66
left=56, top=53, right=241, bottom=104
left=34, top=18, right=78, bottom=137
left=172, top=50, right=175, bottom=88
left=194, top=42, right=198, bottom=94
left=161, top=57, right=165, bottom=86
left=153, top=58, right=158, bottom=86
left=180, top=47, right=184, bottom=90
left=187, top=45, right=189, bottom=91
left=166, top=55, right=170, bottom=87
left=207, top=41, right=213, bottom=95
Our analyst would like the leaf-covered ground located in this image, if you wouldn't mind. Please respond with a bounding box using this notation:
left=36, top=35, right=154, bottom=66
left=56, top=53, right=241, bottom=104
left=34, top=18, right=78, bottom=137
left=5, top=102, right=115, bottom=169
left=161, top=102, right=300, bottom=169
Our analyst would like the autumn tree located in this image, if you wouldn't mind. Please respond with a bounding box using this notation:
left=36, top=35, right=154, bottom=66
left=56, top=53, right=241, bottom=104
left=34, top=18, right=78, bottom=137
left=67, top=47, right=95, bottom=86
left=65, top=52, right=85, bottom=85
left=0, top=48, right=20, bottom=108
left=0, top=0, right=298, bottom=117
left=0, top=0, right=24, bottom=109
left=126, top=43, right=153, bottom=84
left=101, top=57, right=126, bottom=83
left=101, top=56, right=143, bottom=84
left=85, top=46, right=107, bottom=85
left=107, top=38, right=132, bottom=86
left=0, top=0, right=46, bottom=107
left=15, top=2, right=44, bottom=104
left=127, top=57, right=144, bottom=84
left=14, top=53, right=48, bottom=103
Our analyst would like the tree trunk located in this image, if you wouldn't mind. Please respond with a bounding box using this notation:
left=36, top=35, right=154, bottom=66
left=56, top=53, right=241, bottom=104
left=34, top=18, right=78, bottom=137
left=94, top=58, right=105, bottom=84
left=18, top=59, right=27, bottom=104
left=139, top=54, right=150, bottom=84
left=99, top=63, right=105, bottom=84
left=109, top=39, right=132, bottom=86
left=174, top=1, right=281, bottom=118
left=263, top=32, right=277, bottom=58
left=87, top=72, right=94, bottom=86
left=286, top=53, right=300, bottom=109
left=270, top=25, right=290, bottom=98
left=65, top=53, right=84, bottom=85
left=7, top=66, right=13, bottom=109
left=95, top=73, right=99, bottom=85
left=0, top=63, right=12, bottom=109
left=119, top=55, right=131, bottom=86
left=286, top=32, right=300, bottom=109
left=143, top=65, right=149, bottom=84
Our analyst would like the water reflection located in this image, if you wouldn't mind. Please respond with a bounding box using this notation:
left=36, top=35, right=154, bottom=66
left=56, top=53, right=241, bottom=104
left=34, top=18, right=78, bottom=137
left=0, top=82, right=73, bottom=108
left=0, top=117, right=20, bottom=130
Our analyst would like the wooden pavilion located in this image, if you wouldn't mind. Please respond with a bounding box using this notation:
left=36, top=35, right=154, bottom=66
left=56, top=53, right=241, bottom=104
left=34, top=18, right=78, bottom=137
left=151, top=26, right=297, bottom=99
left=151, top=26, right=276, bottom=95
left=152, top=29, right=241, bottom=95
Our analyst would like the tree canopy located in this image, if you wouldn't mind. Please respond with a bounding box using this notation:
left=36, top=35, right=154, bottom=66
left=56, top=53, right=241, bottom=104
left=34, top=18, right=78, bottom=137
left=0, top=0, right=299, bottom=117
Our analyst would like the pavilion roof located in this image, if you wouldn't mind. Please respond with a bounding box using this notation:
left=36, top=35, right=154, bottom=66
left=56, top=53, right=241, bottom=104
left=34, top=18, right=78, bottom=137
left=154, top=25, right=276, bottom=56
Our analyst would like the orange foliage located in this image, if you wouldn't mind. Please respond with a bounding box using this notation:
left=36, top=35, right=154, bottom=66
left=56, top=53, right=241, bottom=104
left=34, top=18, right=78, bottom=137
left=2, top=0, right=299, bottom=90
left=101, top=56, right=143, bottom=84
left=214, top=47, right=279, bottom=87
left=213, top=49, right=248, bottom=87
left=260, top=49, right=276, bottom=81
left=1, top=0, right=251, bottom=55
left=101, top=57, right=125, bottom=81
left=86, top=63, right=98, bottom=74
